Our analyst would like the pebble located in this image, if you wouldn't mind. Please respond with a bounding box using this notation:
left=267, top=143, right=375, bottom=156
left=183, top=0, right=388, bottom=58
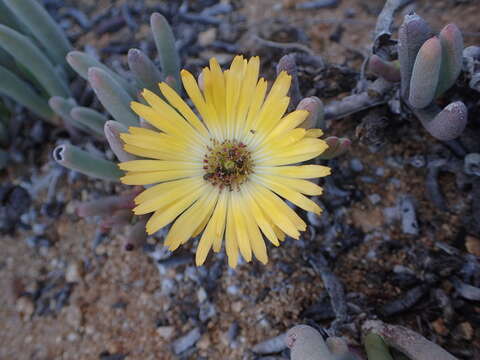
left=457, top=322, right=473, bottom=340
left=375, top=167, right=385, bottom=177
left=66, top=261, right=83, bottom=283
left=252, top=333, right=287, bottom=354
left=198, top=28, right=217, bottom=46
left=226, top=285, right=239, bottom=295
left=350, top=158, right=364, bottom=172
left=399, top=196, right=419, bottom=235
left=65, top=305, right=83, bottom=328
left=465, top=235, right=480, bottom=256
left=32, top=223, right=47, bottom=235
left=197, top=287, right=208, bottom=303
left=172, top=327, right=201, bottom=355
left=161, top=278, right=177, bottom=296
left=16, top=296, right=34, bottom=320
left=199, top=301, right=216, bottom=322
left=156, top=326, right=175, bottom=340
left=368, top=193, right=381, bottom=205
left=196, top=334, right=211, bottom=350
left=432, top=318, right=448, bottom=336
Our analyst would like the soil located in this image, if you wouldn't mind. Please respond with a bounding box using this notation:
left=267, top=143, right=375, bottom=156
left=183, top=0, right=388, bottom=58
left=1, top=1, right=480, bottom=360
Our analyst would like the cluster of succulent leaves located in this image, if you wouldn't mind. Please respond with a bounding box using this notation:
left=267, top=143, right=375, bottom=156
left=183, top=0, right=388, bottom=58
left=369, top=13, right=471, bottom=142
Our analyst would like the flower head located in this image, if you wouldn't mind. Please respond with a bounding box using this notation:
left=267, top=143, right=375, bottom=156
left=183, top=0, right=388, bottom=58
left=119, top=56, right=331, bottom=268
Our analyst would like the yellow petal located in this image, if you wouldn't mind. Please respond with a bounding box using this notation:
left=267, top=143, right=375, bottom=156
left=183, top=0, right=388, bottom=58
left=158, top=82, right=209, bottom=137
left=164, top=187, right=219, bottom=251
left=231, top=193, right=252, bottom=262
left=121, top=168, right=201, bottom=185
left=119, top=160, right=200, bottom=172
left=257, top=165, right=331, bottom=179
left=145, top=184, right=206, bottom=234
left=225, top=195, right=239, bottom=268
left=254, top=174, right=322, bottom=214
left=133, top=177, right=204, bottom=214
left=251, top=185, right=301, bottom=239
left=258, top=174, right=323, bottom=196
left=196, top=190, right=228, bottom=265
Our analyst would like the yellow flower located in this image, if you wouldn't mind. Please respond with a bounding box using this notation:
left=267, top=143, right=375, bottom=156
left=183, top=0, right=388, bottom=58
left=118, top=55, right=331, bottom=268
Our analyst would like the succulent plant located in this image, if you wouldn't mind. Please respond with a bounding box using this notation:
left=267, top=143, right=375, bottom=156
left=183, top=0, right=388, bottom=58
left=0, top=0, right=72, bottom=126
left=285, top=323, right=457, bottom=360
left=370, top=13, right=469, bottom=141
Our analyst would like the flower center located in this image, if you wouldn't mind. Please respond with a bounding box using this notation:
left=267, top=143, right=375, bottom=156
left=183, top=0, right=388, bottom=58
left=203, top=140, right=254, bottom=190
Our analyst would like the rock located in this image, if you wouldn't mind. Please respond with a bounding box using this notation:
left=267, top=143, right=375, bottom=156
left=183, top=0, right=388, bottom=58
left=196, top=334, right=211, bottom=350
left=432, top=318, right=448, bottom=336
left=172, top=327, right=201, bottom=355
left=198, top=28, right=217, bottom=46
left=351, top=207, right=384, bottom=232
left=197, top=287, right=207, bottom=303
left=156, top=326, right=175, bottom=340
left=65, top=305, right=83, bottom=328
left=16, top=296, right=34, bottom=320
left=368, top=193, right=382, bottom=205
left=350, top=158, right=364, bottom=172
left=465, top=235, right=480, bottom=256
left=457, top=322, right=473, bottom=340
left=66, top=260, right=83, bottom=283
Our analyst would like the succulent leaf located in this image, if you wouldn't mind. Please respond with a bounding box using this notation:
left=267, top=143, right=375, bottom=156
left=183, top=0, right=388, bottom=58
left=369, top=54, right=401, bottom=82
left=70, top=107, right=108, bottom=136
left=416, top=101, right=467, bottom=141
left=52, top=143, right=123, bottom=181
left=398, top=13, right=432, bottom=99
left=0, top=65, right=55, bottom=122
left=296, top=96, right=325, bottom=129
left=0, top=25, right=70, bottom=97
left=286, top=325, right=335, bottom=360
left=364, top=333, right=394, bottom=360
left=48, top=96, right=80, bottom=128
left=104, top=120, right=136, bottom=162
left=408, top=37, right=442, bottom=109
left=150, top=13, right=181, bottom=92
left=4, top=0, right=72, bottom=67
left=66, top=51, right=138, bottom=98
left=0, top=0, right=24, bottom=33
left=88, top=67, right=139, bottom=127
left=128, top=48, right=163, bottom=95
left=318, top=137, right=351, bottom=159
left=435, top=24, right=463, bottom=97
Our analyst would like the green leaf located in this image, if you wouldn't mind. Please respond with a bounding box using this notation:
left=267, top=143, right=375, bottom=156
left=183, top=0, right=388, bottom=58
left=0, top=25, right=70, bottom=98
left=53, top=143, right=123, bottom=181
left=151, top=13, right=181, bottom=92
left=88, top=67, right=139, bottom=127
left=4, top=0, right=72, bottom=67
left=0, top=65, right=55, bottom=122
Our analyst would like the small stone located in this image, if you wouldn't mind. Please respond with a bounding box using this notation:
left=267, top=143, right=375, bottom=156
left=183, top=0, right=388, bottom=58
left=466, top=235, right=480, bottom=257
left=65, top=305, right=83, bottom=328
left=172, top=327, right=201, bottom=355
left=350, top=158, right=364, bottom=172
left=368, top=193, right=381, bottom=205
left=65, top=261, right=83, bottom=283
left=231, top=301, right=243, bottom=312
left=351, top=207, right=384, bottom=232
left=198, top=28, right=217, bottom=46
left=457, top=322, right=473, bottom=340
left=196, top=334, right=211, bottom=350
left=67, top=332, right=78, bottom=342
left=161, top=278, right=176, bottom=296
left=199, top=301, right=216, bottom=322
left=197, top=287, right=207, bottom=303
left=16, top=296, right=34, bottom=320
left=432, top=318, right=448, bottom=336
left=156, top=326, right=175, bottom=340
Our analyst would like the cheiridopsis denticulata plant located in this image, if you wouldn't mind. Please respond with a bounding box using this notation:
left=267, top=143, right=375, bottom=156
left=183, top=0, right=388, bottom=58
left=369, top=13, right=469, bottom=142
